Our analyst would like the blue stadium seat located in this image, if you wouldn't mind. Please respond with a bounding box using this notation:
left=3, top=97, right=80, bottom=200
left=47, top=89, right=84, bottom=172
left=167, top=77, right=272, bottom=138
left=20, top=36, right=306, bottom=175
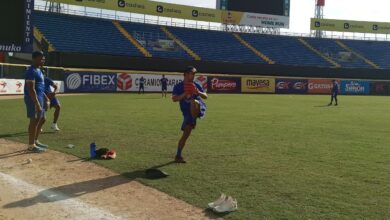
left=119, top=22, right=192, bottom=60
left=33, top=11, right=142, bottom=57
left=240, top=34, right=331, bottom=67
left=168, top=27, right=265, bottom=64
left=304, top=38, right=371, bottom=68
left=33, top=11, right=390, bottom=69
left=342, top=40, right=390, bottom=69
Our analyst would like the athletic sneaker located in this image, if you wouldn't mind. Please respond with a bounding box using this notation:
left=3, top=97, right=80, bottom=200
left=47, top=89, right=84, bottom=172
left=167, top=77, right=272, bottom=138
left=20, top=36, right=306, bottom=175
left=208, top=194, right=227, bottom=209
left=213, top=196, right=238, bottom=213
left=35, top=141, right=49, bottom=149
left=174, top=156, right=186, bottom=163
left=51, top=123, right=60, bottom=131
left=28, top=146, right=46, bottom=153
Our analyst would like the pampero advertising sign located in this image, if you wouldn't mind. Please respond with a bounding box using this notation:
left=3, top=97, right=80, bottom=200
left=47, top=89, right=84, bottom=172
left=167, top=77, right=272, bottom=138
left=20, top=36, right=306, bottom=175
left=308, top=79, right=341, bottom=94
left=241, top=77, right=275, bottom=93
left=276, top=79, right=308, bottom=94
left=340, top=80, right=370, bottom=95
left=65, top=72, right=117, bottom=92
left=207, top=76, right=241, bottom=93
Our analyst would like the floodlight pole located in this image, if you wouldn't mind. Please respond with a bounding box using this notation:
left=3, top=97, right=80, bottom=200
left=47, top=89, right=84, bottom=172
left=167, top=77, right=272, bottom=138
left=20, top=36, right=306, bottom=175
left=314, top=0, right=325, bottom=38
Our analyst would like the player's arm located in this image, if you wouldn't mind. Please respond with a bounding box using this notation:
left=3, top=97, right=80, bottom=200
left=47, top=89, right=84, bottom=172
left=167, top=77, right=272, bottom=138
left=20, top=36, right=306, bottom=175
left=172, top=93, right=186, bottom=102
left=26, top=81, right=42, bottom=112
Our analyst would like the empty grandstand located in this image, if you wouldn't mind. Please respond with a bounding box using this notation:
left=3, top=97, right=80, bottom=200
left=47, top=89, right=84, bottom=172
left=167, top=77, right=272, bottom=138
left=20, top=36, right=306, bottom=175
left=32, top=10, right=389, bottom=71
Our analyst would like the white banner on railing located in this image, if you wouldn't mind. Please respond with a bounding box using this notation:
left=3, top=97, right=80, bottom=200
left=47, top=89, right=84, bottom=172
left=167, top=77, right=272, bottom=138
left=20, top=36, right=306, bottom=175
left=0, top=79, right=64, bottom=95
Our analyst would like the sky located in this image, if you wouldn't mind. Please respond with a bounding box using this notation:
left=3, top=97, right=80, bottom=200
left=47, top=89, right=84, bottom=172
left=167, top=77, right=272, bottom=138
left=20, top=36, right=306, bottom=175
left=156, top=0, right=390, bottom=33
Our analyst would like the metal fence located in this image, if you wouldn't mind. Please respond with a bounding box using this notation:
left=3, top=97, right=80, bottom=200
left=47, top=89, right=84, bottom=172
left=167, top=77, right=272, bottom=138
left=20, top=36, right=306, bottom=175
left=0, top=63, right=65, bottom=80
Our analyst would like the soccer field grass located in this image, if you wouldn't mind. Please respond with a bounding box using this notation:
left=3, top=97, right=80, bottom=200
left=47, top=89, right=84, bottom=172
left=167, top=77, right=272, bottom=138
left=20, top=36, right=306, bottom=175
left=1, top=94, right=389, bottom=219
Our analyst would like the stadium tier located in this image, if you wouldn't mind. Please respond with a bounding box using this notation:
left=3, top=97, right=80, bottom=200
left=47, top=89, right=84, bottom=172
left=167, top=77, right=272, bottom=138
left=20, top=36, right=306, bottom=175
left=168, top=27, right=265, bottom=64
left=239, top=34, right=332, bottom=67
left=303, top=38, right=371, bottom=69
left=120, top=22, right=192, bottom=60
left=342, top=40, right=390, bottom=69
left=33, top=11, right=390, bottom=69
left=33, top=11, right=142, bottom=56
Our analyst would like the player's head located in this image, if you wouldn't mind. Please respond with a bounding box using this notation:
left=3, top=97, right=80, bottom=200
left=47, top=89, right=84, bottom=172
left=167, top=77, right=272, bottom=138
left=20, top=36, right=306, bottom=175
left=184, top=66, right=197, bottom=82
left=32, top=51, right=45, bottom=67
left=162, top=74, right=165, bottom=77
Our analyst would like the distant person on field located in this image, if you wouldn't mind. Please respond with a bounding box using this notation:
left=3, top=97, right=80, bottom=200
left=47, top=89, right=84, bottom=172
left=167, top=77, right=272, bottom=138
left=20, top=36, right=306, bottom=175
left=328, top=80, right=339, bottom=106
left=172, top=66, right=208, bottom=163
left=43, top=70, right=61, bottom=131
left=24, top=51, right=50, bottom=153
left=139, top=76, right=145, bottom=94
left=160, top=74, right=168, bottom=98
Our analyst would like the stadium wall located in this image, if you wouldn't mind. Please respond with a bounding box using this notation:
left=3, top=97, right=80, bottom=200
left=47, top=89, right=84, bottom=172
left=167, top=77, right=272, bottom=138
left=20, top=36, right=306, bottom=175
left=60, top=71, right=387, bottom=96
left=48, top=52, right=390, bottom=80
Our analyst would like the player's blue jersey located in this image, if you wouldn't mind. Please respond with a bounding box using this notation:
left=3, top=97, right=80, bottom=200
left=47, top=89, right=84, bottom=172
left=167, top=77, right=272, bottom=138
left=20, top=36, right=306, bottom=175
left=161, top=77, right=168, bottom=87
left=332, top=82, right=339, bottom=93
left=24, top=66, right=45, bottom=98
left=44, top=77, right=55, bottom=94
left=172, top=81, right=204, bottom=115
left=139, top=77, right=145, bottom=85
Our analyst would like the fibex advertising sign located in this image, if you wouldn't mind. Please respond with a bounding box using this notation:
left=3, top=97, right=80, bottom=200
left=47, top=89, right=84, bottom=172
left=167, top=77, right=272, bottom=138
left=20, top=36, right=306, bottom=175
left=65, top=72, right=117, bottom=92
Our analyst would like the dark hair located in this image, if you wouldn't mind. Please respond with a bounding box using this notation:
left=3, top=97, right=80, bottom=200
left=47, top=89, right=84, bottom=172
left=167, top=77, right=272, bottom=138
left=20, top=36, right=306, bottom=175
left=32, top=51, right=44, bottom=59
left=184, top=66, right=197, bottom=74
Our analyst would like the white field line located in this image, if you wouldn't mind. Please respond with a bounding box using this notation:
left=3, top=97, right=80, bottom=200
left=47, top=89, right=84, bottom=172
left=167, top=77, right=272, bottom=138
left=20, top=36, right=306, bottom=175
left=0, top=172, right=128, bottom=220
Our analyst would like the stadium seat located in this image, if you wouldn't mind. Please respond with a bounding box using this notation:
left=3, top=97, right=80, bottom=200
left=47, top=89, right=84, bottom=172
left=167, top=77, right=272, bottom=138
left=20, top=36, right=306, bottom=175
left=33, top=11, right=143, bottom=57
left=342, top=40, right=390, bottom=69
left=304, top=38, right=371, bottom=68
left=168, top=27, right=265, bottom=64
left=119, top=22, right=192, bottom=60
left=33, top=10, right=390, bottom=69
left=240, top=34, right=332, bottom=67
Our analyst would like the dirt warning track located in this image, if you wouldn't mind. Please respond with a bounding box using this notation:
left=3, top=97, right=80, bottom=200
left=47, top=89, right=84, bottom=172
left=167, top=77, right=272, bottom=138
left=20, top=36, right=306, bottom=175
left=0, top=139, right=220, bottom=220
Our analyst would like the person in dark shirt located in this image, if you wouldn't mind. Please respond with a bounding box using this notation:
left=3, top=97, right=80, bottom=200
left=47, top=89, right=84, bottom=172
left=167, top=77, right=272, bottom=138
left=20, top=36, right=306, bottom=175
left=328, top=80, right=339, bottom=106
left=139, top=76, right=145, bottom=94
left=43, top=73, right=61, bottom=131
left=160, top=74, right=168, bottom=98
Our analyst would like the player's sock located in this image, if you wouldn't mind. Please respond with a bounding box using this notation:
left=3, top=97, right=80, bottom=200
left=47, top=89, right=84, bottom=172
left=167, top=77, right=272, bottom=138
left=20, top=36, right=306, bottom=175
left=176, top=147, right=182, bottom=157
